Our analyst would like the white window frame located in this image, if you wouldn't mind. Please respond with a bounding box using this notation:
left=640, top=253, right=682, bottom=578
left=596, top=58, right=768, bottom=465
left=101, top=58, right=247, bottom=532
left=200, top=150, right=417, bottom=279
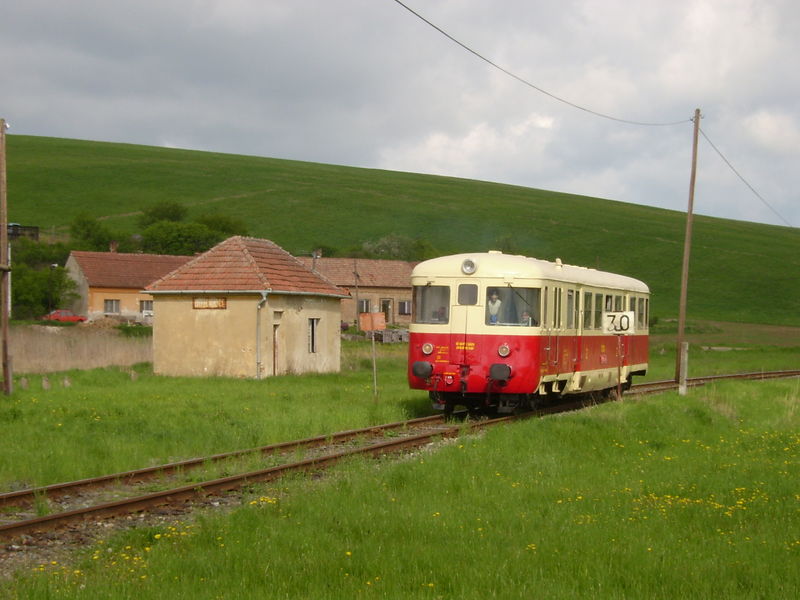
left=104, top=299, right=120, bottom=314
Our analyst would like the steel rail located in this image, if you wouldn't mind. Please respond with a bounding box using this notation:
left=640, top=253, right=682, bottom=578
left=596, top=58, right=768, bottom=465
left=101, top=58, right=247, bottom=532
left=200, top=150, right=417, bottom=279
left=0, top=415, right=515, bottom=540
left=0, top=413, right=445, bottom=510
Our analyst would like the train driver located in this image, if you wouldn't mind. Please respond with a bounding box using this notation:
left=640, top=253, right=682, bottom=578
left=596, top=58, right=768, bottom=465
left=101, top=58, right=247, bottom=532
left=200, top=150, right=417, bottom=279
left=487, top=290, right=501, bottom=324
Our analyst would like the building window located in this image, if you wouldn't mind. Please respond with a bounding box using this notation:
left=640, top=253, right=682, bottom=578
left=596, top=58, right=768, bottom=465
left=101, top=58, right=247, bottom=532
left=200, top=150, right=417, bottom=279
left=193, top=297, right=227, bottom=309
left=398, top=300, right=411, bottom=315
left=358, top=299, right=370, bottom=313
left=104, top=299, right=120, bottom=314
left=139, top=300, right=153, bottom=315
left=308, top=318, right=320, bottom=353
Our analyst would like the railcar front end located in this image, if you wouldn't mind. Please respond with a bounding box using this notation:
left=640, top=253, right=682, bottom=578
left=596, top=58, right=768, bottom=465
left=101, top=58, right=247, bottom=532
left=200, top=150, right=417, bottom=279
left=407, top=252, right=649, bottom=415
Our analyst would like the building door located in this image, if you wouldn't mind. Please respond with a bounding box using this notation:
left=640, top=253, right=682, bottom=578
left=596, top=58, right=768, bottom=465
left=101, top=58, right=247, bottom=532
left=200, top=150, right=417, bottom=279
left=380, top=299, right=393, bottom=325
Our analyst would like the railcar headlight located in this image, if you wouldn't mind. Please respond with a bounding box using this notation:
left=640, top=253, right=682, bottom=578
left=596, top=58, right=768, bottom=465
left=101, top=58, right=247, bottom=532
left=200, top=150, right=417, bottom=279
left=461, top=258, right=477, bottom=275
left=421, top=342, right=434, bottom=355
left=497, top=343, right=511, bottom=358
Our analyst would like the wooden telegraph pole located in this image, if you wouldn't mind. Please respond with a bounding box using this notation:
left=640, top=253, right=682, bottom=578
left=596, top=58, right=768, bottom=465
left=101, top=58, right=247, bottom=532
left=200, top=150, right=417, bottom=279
left=674, top=108, right=701, bottom=391
left=0, top=118, right=11, bottom=395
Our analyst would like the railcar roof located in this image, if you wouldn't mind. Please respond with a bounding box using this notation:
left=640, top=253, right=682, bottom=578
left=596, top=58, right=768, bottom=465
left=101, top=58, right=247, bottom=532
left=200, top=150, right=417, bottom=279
left=412, top=252, right=649, bottom=293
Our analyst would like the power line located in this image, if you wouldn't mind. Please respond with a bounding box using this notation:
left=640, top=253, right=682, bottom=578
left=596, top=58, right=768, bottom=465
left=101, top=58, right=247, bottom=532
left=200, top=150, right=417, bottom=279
left=390, top=0, right=692, bottom=127
left=391, top=0, right=793, bottom=228
left=699, top=127, right=792, bottom=227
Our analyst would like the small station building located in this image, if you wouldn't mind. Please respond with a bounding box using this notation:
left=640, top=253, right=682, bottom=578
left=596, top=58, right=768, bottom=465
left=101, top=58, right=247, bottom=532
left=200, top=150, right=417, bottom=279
left=145, top=236, right=348, bottom=378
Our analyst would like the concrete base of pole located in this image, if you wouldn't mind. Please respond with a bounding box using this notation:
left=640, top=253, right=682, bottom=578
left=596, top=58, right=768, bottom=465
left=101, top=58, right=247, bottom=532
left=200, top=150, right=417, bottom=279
left=678, top=341, right=689, bottom=396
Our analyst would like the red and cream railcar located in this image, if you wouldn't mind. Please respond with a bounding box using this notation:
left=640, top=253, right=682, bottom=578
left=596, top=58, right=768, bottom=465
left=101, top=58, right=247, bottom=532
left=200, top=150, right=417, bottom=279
left=408, top=252, right=649, bottom=414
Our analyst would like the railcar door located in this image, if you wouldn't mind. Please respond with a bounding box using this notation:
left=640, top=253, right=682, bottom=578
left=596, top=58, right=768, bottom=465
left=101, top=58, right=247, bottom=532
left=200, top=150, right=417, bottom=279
left=450, top=282, right=478, bottom=364
left=542, top=286, right=562, bottom=374
left=565, top=289, right=580, bottom=373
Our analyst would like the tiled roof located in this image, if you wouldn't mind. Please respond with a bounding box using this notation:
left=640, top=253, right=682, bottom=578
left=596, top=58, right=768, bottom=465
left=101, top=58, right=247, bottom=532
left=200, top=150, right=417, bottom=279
left=69, top=251, right=193, bottom=289
left=297, top=257, right=415, bottom=290
left=146, top=236, right=348, bottom=297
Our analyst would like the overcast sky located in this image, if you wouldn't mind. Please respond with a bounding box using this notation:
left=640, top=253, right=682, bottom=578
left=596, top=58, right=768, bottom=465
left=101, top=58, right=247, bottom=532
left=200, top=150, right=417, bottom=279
left=2, top=0, right=798, bottom=227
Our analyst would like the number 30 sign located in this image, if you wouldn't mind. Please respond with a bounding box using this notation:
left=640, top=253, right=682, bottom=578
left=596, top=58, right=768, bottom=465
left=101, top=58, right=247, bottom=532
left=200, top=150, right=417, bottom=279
left=603, top=311, right=635, bottom=335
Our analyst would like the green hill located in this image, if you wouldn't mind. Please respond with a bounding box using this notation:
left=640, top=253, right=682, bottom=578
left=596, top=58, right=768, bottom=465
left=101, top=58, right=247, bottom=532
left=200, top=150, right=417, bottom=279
left=6, top=135, right=800, bottom=326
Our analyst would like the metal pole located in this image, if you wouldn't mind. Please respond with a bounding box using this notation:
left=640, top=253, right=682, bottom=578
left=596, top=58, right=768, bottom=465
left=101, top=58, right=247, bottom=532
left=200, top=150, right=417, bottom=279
left=616, top=334, right=622, bottom=400
left=353, top=258, right=360, bottom=328
left=675, top=108, right=701, bottom=382
left=371, top=328, right=378, bottom=399
left=0, top=119, right=12, bottom=395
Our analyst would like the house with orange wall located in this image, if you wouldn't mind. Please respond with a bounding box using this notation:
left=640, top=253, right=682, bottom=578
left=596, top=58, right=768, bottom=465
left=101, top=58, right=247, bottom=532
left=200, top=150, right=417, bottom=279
left=66, top=251, right=192, bottom=323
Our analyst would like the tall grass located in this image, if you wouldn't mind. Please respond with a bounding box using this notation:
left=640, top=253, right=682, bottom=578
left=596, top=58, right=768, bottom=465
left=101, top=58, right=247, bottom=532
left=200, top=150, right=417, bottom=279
left=0, top=347, right=424, bottom=489
left=1, top=338, right=797, bottom=490
left=6, top=378, right=799, bottom=598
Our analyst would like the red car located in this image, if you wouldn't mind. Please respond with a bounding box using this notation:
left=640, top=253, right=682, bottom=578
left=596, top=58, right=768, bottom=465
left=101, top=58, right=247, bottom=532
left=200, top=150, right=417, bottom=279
left=39, top=309, right=87, bottom=323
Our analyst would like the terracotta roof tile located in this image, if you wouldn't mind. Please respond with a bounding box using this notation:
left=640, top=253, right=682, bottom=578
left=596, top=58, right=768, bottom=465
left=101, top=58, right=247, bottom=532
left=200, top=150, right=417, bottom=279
left=69, top=251, right=193, bottom=288
left=297, top=257, right=415, bottom=289
left=146, top=237, right=348, bottom=297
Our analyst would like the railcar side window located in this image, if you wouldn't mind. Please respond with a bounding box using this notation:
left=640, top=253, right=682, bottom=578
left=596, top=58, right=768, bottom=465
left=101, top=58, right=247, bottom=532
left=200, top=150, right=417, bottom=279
left=566, top=290, right=575, bottom=329
left=639, top=298, right=649, bottom=329
left=583, top=292, right=593, bottom=329
left=485, top=286, right=540, bottom=326
left=594, top=293, right=602, bottom=330
left=554, top=288, right=563, bottom=328
left=413, top=285, right=450, bottom=324
left=458, top=284, right=478, bottom=305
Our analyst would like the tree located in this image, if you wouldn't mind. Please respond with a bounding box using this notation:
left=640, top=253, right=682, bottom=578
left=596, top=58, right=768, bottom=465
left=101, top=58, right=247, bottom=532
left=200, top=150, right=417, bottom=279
left=11, top=237, right=70, bottom=268
left=358, top=234, right=439, bottom=261
left=11, top=264, right=78, bottom=319
left=139, top=201, right=188, bottom=228
left=69, top=213, right=114, bottom=251
left=10, top=239, right=78, bottom=318
left=193, top=213, right=249, bottom=237
left=141, top=221, right=223, bottom=255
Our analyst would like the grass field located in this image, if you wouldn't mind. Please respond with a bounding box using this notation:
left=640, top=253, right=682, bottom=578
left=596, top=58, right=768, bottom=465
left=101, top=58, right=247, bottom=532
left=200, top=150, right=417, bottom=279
left=1, top=348, right=798, bottom=597
left=7, top=135, right=800, bottom=326
left=2, top=133, right=798, bottom=596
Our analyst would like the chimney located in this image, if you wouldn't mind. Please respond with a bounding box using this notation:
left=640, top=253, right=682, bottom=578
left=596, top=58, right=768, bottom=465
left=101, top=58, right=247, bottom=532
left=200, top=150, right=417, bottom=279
left=312, top=248, right=322, bottom=271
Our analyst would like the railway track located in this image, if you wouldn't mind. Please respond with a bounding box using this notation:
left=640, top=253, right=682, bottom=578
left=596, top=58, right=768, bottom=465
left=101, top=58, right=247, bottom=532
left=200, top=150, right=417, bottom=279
left=628, top=369, right=800, bottom=395
left=2, top=369, right=798, bottom=542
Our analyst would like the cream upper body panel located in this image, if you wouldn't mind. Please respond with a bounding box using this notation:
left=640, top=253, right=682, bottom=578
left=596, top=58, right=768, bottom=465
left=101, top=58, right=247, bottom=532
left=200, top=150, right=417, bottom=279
left=411, top=252, right=649, bottom=294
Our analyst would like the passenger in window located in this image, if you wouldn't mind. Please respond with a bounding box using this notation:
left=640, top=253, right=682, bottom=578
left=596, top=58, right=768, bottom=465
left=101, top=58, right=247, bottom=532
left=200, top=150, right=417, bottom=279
left=487, top=290, right=501, bottom=324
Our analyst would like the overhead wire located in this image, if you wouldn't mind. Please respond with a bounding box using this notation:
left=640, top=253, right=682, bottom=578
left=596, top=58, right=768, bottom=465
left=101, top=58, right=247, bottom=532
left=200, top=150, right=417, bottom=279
left=390, top=0, right=691, bottom=127
left=390, top=0, right=794, bottom=227
left=699, top=127, right=792, bottom=227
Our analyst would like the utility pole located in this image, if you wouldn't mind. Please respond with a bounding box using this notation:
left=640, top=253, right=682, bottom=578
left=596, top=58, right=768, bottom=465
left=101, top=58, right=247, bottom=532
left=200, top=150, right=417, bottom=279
left=0, top=118, right=12, bottom=395
left=674, top=108, right=701, bottom=388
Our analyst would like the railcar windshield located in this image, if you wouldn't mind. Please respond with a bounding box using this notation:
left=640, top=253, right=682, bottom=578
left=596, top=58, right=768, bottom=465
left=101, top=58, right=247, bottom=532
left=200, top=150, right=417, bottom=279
left=413, top=285, right=450, bottom=324
left=486, top=286, right=541, bottom=326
